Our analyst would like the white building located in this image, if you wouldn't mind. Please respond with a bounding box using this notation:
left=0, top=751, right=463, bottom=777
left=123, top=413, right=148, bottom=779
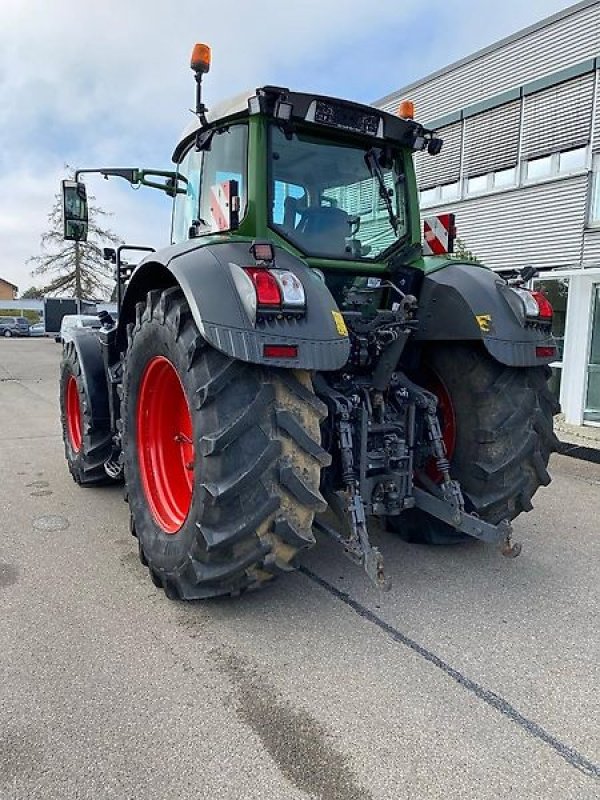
left=376, top=0, right=600, bottom=426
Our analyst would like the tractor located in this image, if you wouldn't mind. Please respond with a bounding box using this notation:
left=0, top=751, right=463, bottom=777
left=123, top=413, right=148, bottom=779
left=58, top=43, right=559, bottom=599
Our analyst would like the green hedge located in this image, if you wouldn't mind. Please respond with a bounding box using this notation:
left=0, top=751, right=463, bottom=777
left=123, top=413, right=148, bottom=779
left=0, top=309, right=41, bottom=323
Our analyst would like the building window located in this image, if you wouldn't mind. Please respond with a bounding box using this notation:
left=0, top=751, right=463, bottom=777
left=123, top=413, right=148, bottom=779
left=493, top=167, right=516, bottom=188
left=590, top=157, right=600, bottom=224
left=420, top=182, right=460, bottom=206
left=558, top=147, right=587, bottom=174
left=525, top=154, right=553, bottom=181
left=439, top=181, right=460, bottom=201
left=466, top=174, right=488, bottom=194
left=420, top=187, right=438, bottom=208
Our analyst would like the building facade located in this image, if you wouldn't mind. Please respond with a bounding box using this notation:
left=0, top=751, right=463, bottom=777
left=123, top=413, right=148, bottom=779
left=0, top=278, right=18, bottom=301
left=376, top=0, right=600, bottom=426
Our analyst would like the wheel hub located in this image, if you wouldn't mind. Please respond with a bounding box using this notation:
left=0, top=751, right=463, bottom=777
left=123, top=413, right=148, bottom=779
left=66, top=375, right=82, bottom=453
left=137, top=356, right=194, bottom=533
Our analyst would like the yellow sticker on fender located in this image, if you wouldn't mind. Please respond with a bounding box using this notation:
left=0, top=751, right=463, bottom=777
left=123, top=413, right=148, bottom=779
left=475, top=314, right=492, bottom=333
left=332, top=310, right=348, bottom=337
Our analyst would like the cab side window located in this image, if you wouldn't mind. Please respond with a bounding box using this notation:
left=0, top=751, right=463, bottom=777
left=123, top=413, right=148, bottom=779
left=199, top=125, right=248, bottom=233
left=172, top=147, right=203, bottom=244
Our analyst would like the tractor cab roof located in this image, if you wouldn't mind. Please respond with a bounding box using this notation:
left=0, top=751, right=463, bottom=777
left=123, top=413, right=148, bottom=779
left=172, top=86, right=438, bottom=163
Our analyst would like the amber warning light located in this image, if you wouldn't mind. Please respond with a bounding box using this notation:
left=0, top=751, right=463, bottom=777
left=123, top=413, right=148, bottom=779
left=191, top=43, right=211, bottom=74
left=398, top=99, right=414, bottom=120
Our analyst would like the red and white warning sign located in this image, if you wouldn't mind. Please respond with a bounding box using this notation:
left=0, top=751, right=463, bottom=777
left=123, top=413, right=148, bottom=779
left=423, top=213, right=456, bottom=255
left=209, top=179, right=239, bottom=232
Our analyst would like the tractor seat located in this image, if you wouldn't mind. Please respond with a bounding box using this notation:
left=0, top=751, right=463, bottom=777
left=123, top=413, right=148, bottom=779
left=295, top=206, right=349, bottom=256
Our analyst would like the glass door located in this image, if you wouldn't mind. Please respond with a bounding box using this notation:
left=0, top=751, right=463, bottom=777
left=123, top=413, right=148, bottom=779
left=584, top=284, right=600, bottom=425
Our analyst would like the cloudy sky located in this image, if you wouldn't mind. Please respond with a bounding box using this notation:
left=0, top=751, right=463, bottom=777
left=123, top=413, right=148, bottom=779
left=0, top=0, right=578, bottom=293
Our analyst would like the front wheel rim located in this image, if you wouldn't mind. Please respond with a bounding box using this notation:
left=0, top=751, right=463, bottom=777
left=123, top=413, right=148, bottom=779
left=66, top=375, right=83, bottom=452
left=137, top=356, right=194, bottom=534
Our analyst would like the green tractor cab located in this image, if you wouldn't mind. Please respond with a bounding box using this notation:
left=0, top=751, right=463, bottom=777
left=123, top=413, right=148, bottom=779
left=58, top=44, right=558, bottom=599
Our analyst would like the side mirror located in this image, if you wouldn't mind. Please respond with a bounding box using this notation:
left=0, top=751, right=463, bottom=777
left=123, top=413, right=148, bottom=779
left=427, top=137, right=443, bottom=156
left=62, top=179, right=89, bottom=241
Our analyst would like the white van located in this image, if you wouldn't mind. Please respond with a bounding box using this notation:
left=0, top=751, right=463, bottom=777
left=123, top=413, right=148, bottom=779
left=56, top=315, right=102, bottom=344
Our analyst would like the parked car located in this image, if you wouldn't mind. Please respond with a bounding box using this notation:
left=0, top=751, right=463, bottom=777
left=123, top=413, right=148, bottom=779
left=0, top=316, right=30, bottom=337
left=29, top=322, right=46, bottom=337
left=55, top=315, right=102, bottom=344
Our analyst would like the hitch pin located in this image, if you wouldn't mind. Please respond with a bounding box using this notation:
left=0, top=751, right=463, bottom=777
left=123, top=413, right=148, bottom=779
left=500, top=524, right=522, bottom=558
left=174, top=433, right=192, bottom=445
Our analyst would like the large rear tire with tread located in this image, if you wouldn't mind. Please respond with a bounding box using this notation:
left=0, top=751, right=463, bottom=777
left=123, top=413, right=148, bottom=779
left=389, top=343, right=559, bottom=544
left=59, top=341, right=115, bottom=486
left=122, top=288, right=330, bottom=600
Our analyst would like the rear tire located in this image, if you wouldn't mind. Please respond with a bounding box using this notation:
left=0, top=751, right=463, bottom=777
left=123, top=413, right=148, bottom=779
left=389, top=343, right=559, bottom=544
left=122, top=288, right=330, bottom=600
left=59, top=341, right=115, bottom=486
left=4, top=330, right=12, bottom=338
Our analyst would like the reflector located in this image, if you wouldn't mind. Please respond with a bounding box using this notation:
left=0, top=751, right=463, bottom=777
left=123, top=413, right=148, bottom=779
left=264, top=345, right=298, bottom=359
left=536, top=346, right=556, bottom=358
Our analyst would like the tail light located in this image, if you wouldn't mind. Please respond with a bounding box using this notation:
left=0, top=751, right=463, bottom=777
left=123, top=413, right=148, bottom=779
left=530, top=290, right=553, bottom=321
left=243, top=267, right=306, bottom=312
left=244, top=268, right=281, bottom=307
left=510, top=287, right=553, bottom=322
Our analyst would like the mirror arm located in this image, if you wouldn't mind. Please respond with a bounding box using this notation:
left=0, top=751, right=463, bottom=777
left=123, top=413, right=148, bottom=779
left=137, top=170, right=188, bottom=197
left=74, top=168, right=187, bottom=196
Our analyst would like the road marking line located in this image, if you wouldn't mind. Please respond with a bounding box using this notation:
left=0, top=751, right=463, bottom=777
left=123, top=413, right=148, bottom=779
left=300, top=566, right=600, bottom=780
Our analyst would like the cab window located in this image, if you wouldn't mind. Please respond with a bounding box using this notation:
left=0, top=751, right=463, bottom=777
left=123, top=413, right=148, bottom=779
left=172, top=124, right=248, bottom=243
left=199, top=125, right=248, bottom=233
left=172, top=147, right=203, bottom=244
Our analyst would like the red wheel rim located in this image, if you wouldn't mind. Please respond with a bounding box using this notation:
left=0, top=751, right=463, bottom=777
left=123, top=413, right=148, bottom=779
left=137, top=356, right=194, bottom=533
left=66, top=375, right=82, bottom=453
left=425, top=370, right=456, bottom=482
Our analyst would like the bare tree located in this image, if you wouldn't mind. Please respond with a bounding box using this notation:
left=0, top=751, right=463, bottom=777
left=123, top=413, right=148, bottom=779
left=19, top=285, right=45, bottom=299
left=29, top=180, right=122, bottom=301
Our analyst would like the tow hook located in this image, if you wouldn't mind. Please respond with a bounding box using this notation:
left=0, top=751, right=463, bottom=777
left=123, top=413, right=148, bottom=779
left=500, top=526, right=522, bottom=558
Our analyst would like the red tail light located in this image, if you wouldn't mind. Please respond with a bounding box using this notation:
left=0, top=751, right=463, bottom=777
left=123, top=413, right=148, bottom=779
left=530, top=290, right=553, bottom=321
left=243, top=267, right=281, bottom=307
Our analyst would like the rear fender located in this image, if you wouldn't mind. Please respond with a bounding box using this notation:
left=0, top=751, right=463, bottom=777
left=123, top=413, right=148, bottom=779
left=414, top=262, right=556, bottom=367
left=68, top=330, right=111, bottom=425
left=118, top=241, right=350, bottom=370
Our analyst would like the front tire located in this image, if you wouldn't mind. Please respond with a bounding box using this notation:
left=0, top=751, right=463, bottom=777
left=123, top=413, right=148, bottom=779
left=59, top=341, right=115, bottom=485
left=389, top=343, right=559, bottom=544
left=122, top=288, right=330, bottom=600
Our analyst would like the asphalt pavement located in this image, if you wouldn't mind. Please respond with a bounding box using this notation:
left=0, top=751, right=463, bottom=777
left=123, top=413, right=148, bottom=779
left=0, top=338, right=598, bottom=800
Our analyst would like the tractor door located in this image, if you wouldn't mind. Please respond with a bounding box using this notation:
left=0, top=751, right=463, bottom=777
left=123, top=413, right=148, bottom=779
left=172, top=124, right=248, bottom=244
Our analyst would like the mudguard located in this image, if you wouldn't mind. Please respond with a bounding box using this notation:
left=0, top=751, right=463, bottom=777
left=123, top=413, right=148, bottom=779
left=67, top=329, right=111, bottom=425
left=118, top=240, right=351, bottom=370
left=414, top=261, right=557, bottom=367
